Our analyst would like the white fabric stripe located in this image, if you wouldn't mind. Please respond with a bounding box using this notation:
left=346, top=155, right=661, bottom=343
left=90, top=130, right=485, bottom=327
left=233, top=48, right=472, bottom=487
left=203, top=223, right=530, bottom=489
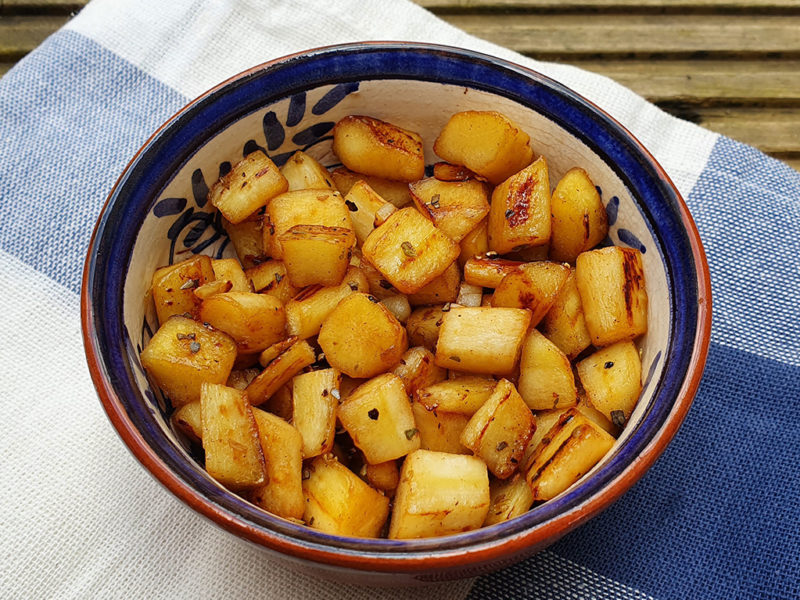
left=0, top=250, right=472, bottom=600
left=65, top=0, right=717, bottom=198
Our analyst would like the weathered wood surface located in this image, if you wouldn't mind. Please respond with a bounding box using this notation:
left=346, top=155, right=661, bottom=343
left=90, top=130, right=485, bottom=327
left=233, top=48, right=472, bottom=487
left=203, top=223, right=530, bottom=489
left=0, top=0, right=798, bottom=170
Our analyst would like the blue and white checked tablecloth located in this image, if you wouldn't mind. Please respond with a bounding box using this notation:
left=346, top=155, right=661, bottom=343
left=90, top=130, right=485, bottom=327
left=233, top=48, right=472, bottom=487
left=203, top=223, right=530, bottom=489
left=1, top=1, right=798, bottom=598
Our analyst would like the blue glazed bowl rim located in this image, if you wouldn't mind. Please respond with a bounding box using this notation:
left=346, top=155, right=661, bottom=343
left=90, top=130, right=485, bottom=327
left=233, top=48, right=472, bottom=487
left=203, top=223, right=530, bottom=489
left=82, top=42, right=711, bottom=572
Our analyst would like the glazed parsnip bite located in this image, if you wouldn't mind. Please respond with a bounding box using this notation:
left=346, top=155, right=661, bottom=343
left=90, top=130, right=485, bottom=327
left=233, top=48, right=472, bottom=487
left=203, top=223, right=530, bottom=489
left=318, top=293, right=408, bottom=378
left=337, top=374, right=420, bottom=464
left=199, top=291, right=286, bottom=355
left=330, top=166, right=413, bottom=208
left=491, top=261, right=570, bottom=327
left=344, top=180, right=397, bottom=245
left=525, top=409, right=615, bottom=501
left=488, top=156, right=551, bottom=254
left=278, top=224, right=355, bottom=288
left=406, top=305, right=447, bottom=351
left=280, top=150, right=337, bottom=191
left=209, top=150, right=288, bottom=224
left=414, top=377, right=497, bottom=416
left=302, top=454, right=390, bottom=538
left=463, top=256, right=523, bottom=289
left=549, top=167, right=609, bottom=263
left=265, top=189, right=352, bottom=259
left=284, top=265, right=368, bottom=339
left=411, top=402, right=470, bottom=454
left=540, top=268, right=592, bottom=360
left=211, top=258, right=252, bottom=292
left=433, top=110, right=534, bottom=185
left=407, top=261, right=460, bottom=306
left=245, top=259, right=300, bottom=304
left=221, top=216, right=266, bottom=269
left=250, top=408, right=305, bottom=520
left=292, top=368, right=341, bottom=458
left=458, top=218, right=489, bottom=267
left=140, top=316, right=237, bottom=407
left=409, top=177, right=490, bottom=242
left=391, top=346, right=447, bottom=395
left=460, top=379, right=536, bottom=479
left=484, top=473, right=534, bottom=526
left=576, top=341, right=643, bottom=425
left=434, top=307, right=531, bottom=375
left=332, top=115, right=424, bottom=182
left=575, top=246, right=648, bottom=346
left=517, top=329, right=577, bottom=411
left=245, top=340, right=316, bottom=406
left=200, top=383, right=266, bottom=491
left=389, top=450, right=490, bottom=539
left=151, top=255, right=215, bottom=325
left=362, top=207, right=460, bottom=294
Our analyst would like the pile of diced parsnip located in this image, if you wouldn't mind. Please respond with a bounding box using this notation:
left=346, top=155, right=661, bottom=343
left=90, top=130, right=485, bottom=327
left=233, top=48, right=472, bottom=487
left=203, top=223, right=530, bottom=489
left=140, top=111, right=648, bottom=539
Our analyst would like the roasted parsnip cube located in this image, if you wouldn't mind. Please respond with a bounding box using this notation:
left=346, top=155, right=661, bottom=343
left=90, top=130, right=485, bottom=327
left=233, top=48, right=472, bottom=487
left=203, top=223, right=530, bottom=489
left=280, top=150, right=336, bottom=191
left=411, top=401, right=470, bottom=454
left=318, top=293, right=408, bottom=378
left=284, top=266, right=368, bottom=339
left=456, top=282, right=483, bottom=307
left=265, top=189, right=352, bottom=259
left=549, top=168, right=608, bottom=263
left=330, top=166, right=413, bottom=208
left=407, top=261, right=460, bottom=306
left=540, top=269, right=592, bottom=359
left=492, top=261, right=570, bottom=327
left=488, top=157, right=551, bottom=254
left=278, top=224, right=355, bottom=287
left=344, top=180, right=396, bottom=245
left=302, top=454, right=390, bottom=538
left=209, top=151, right=288, bottom=224
left=379, top=294, right=411, bottom=323
left=363, top=461, right=400, bottom=494
left=460, top=379, right=536, bottom=479
left=389, top=450, right=490, bottom=539
left=576, top=341, right=642, bottom=425
left=338, top=374, right=420, bottom=464
left=245, top=340, right=316, bottom=406
left=433, top=161, right=484, bottom=182
left=458, top=218, right=489, bottom=268
left=199, top=292, right=286, bottom=354
left=292, top=368, right=341, bottom=458
left=521, top=408, right=568, bottom=472
left=258, top=336, right=298, bottom=368
left=575, top=247, right=648, bottom=346
left=200, top=383, right=265, bottom=490
left=212, top=258, right=252, bottom=292
left=414, top=377, right=497, bottom=416
left=193, top=279, right=232, bottom=300
left=406, top=306, right=446, bottom=352
left=433, top=111, right=534, bottom=185
left=332, top=115, right=424, bottom=182
left=245, top=260, right=300, bottom=304
left=463, top=257, right=523, bottom=288
left=576, top=393, right=619, bottom=437
left=355, top=255, right=397, bottom=300
left=525, top=409, right=615, bottom=501
left=222, top=216, right=267, bottom=269
left=409, top=177, right=490, bottom=242
left=518, top=329, right=577, bottom=410
left=263, top=383, right=293, bottom=421
left=226, top=367, right=261, bottom=391
left=140, top=316, right=237, bottom=407
left=391, top=346, right=447, bottom=395
left=362, top=207, right=460, bottom=294
left=172, top=400, right=202, bottom=443
left=250, top=408, right=305, bottom=519
left=484, top=473, right=534, bottom=526
left=151, top=255, right=215, bottom=325
left=435, top=307, right=531, bottom=375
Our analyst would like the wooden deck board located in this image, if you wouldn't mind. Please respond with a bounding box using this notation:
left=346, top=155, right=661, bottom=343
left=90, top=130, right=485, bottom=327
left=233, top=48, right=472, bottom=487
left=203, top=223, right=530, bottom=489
left=0, top=15, right=69, bottom=59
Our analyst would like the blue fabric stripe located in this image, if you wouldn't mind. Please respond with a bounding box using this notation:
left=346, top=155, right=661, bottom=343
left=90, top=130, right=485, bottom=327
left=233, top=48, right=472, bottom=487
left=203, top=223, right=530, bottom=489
left=684, top=137, right=800, bottom=364
left=0, top=30, right=186, bottom=293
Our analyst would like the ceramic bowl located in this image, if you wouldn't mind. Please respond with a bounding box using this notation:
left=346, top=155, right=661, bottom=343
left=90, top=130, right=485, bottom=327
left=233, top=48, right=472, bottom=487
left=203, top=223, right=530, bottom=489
left=82, top=42, right=711, bottom=584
